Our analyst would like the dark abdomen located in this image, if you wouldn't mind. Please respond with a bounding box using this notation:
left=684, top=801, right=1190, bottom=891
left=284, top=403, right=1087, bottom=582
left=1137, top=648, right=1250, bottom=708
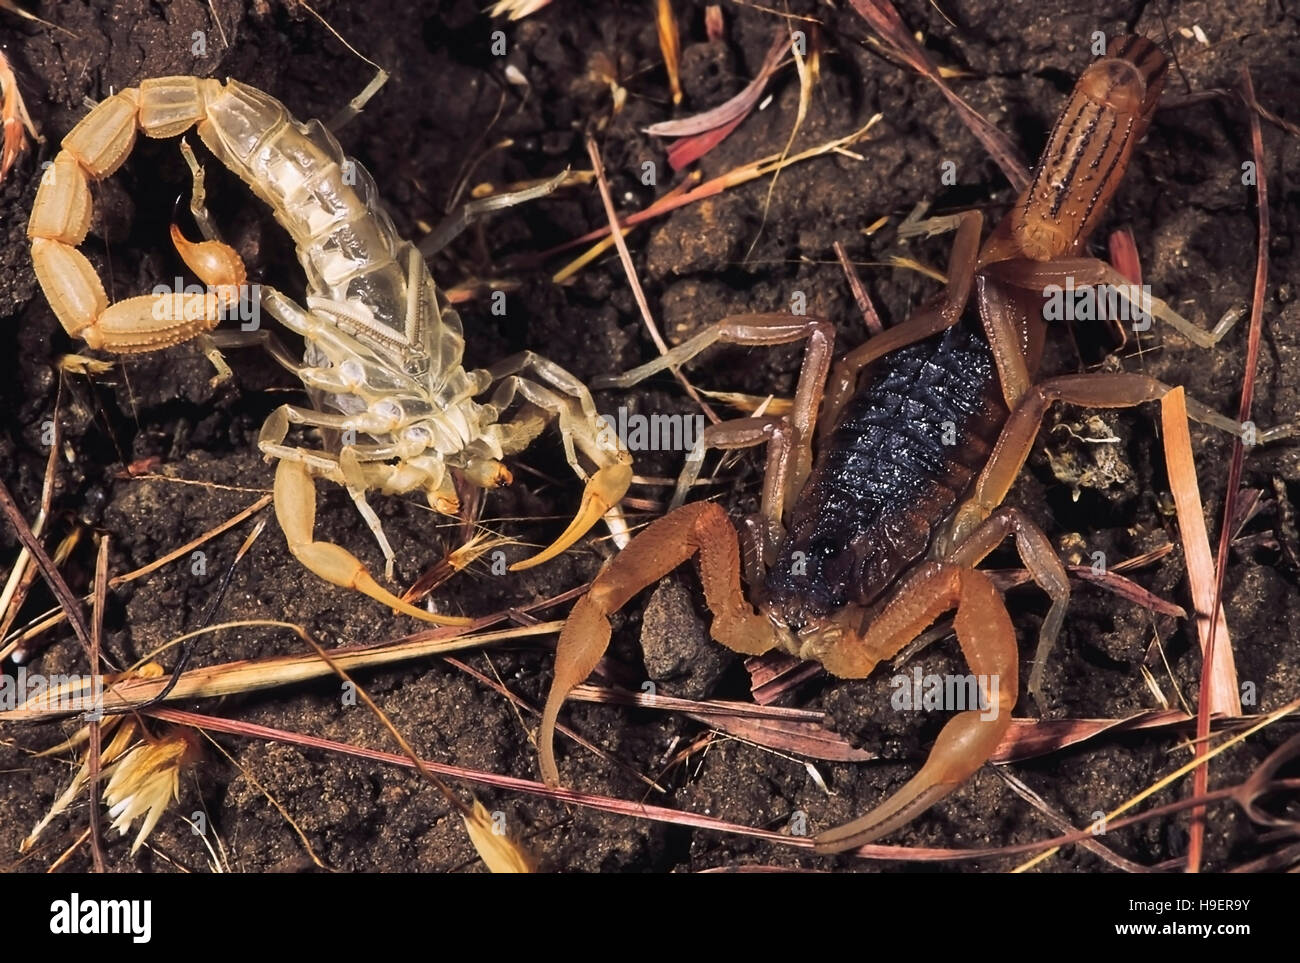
left=763, top=320, right=1006, bottom=627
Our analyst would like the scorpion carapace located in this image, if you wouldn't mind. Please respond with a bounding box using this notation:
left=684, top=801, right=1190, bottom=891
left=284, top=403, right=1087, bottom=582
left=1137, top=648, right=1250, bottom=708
left=28, top=76, right=632, bottom=624
left=535, top=35, right=1257, bottom=853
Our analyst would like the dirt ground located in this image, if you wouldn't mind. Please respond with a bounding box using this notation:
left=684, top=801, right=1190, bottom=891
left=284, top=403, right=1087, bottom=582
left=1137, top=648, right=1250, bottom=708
left=1, top=0, right=1298, bottom=873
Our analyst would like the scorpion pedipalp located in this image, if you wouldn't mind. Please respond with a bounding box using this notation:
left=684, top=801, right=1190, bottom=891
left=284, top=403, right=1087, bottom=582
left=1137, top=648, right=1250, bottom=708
left=511, top=460, right=633, bottom=571
left=273, top=458, right=472, bottom=626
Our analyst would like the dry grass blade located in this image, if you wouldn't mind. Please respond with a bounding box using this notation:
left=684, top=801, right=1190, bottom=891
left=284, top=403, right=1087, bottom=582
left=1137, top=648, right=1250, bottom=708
left=1010, top=697, right=1300, bottom=871
left=704, top=4, right=724, bottom=42
left=665, top=114, right=745, bottom=171
left=586, top=135, right=721, bottom=425
left=997, top=771, right=1149, bottom=872
left=142, top=707, right=1293, bottom=867
left=847, top=0, right=1028, bottom=190
left=298, top=637, right=535, bottom=872
left=463, top=799, right=533, bottom=872
left=87, top=535, right=110, bottom=872
left=524, top=118, right=880, bottom=265
left=834, top=241, right=884, bottom=335
left=1066, top=566, right=1185, bottom=616
left=988, top=708, right=1232, bottom=764
left=650, top=30, right=787, bottom=170
left=1188, top=67, right=1273, bottom=874
left=565, top=680, right=871, bottom=761
left=685, top=713, right=874, bottom=763
left=744, top=27, right=813, bottom=261
left=1106, top=227, right=1141, bottom=347
left=146, top=706, right=878, bottom=855
left=486, top=0, right=554, bottom=22
left=655, top=0, right=682, bottom=106
left=0, top=0, right=75, bottom=35
left=0, top=620, right=562, bottom=721
left=568, top=683, right=824, bottom=721
left=988, top=563, right=1186, bottom=618
left=747, top=652, right=824, bottom=705
left=1108, top=228, right=1142, bottom=284
left=647, top=32, right=784, bottom=135
left=1161, top=388, right=1241, bottom=718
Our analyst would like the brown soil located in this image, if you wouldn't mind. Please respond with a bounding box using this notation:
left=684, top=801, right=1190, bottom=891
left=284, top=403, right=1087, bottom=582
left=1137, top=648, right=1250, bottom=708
left=1, top=0, right=1298, bottom=872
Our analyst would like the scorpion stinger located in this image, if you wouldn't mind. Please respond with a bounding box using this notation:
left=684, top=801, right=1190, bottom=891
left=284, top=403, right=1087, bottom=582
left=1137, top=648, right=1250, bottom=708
left=28, top=76, right=632, bottom=622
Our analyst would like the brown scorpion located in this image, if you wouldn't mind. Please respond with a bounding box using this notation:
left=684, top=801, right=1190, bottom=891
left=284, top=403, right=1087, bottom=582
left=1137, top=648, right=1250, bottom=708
left=536, top=35, right=1267, bottom=853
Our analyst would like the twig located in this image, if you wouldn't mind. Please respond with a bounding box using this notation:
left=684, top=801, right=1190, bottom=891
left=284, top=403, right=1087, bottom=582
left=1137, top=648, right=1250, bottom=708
left=3, top=493, right=271, bottom=651
left=0, top=476, right=94, bottom=658
left=87, top=535, right=109, bottom=872
left=834, top=241, right=884, bottom=335
left=585, top=136, right=721, bottom=425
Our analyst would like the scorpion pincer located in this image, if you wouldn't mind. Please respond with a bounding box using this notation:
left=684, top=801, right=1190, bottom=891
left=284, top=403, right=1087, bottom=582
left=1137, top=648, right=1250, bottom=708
left=536, top=36, right=1255, bottom=851
left=28, top=76, right=632, bottom=623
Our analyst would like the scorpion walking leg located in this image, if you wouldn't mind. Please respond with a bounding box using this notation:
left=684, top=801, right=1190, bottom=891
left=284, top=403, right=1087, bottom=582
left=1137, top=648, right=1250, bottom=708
left=419, top=172, right=569, bottom=258
left=674, top=415, right=790, bottom=517
left=259, top=403, right=459, bottom=578
left=987, top=256, right=1244, bottom=349
left=940, top=507, right=1070, bottom=707
left=276, top=431, right=404, bottom=579
left=981, top=257, right=1295, bottom=443
left=178, top=138, right=221, bottom=241
left=951, top=371, right=1258, bottom=549
left=271, top=457, right=470, bottom=625
left=173, top=144, right=344, bottom=388
left=208, top=328, right=303, bottom=373
left=171, top=138, right=263, bottom=382
left=813, top=563, right=1017, bottom=852
left=539, top=501, right=779, bottom=784
left=594, top=316, right=835, bottom=514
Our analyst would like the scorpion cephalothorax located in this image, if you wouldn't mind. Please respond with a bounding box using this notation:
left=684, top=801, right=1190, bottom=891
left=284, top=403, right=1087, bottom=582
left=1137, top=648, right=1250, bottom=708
left=28, top=75, right=631, bottom=623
